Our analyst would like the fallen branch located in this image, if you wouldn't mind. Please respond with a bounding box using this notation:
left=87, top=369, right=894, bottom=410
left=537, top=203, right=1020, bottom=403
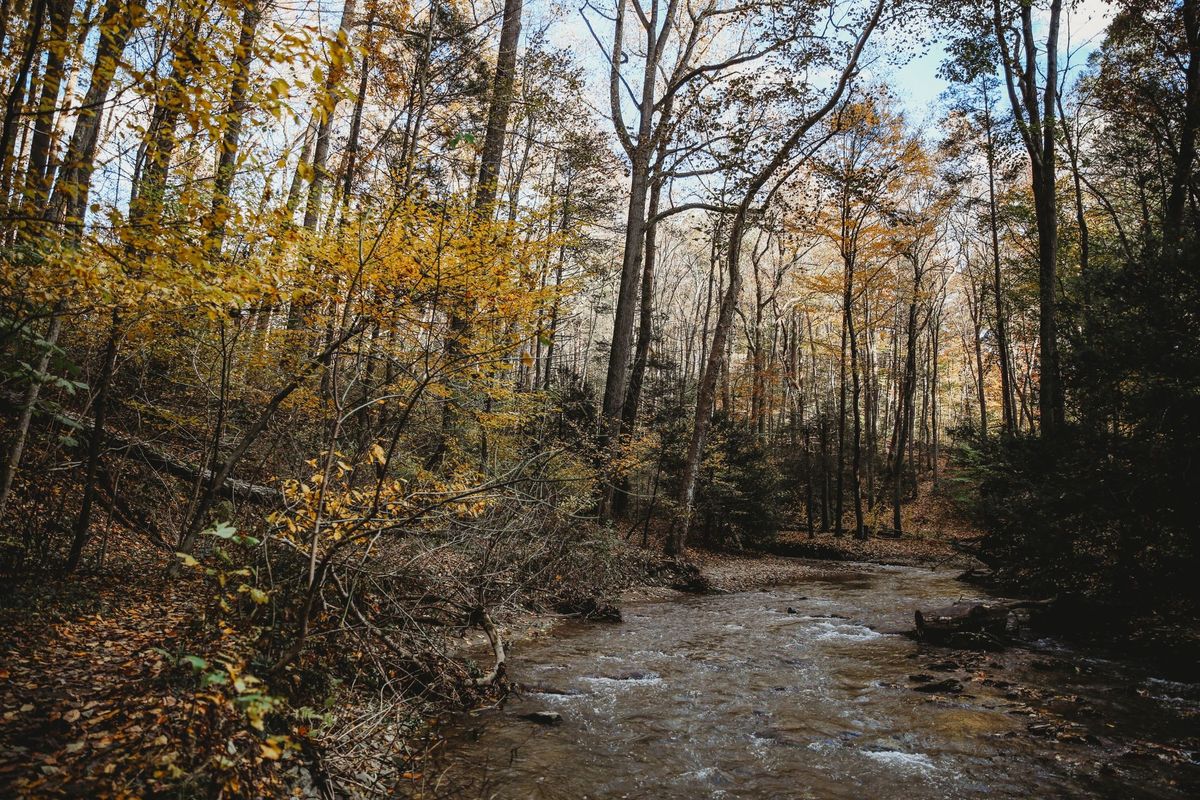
left=0, top=392, right=283, bottom=505
left=468, top=607, right=506, bottom=687
left=102, top=427, right=281, bottom=503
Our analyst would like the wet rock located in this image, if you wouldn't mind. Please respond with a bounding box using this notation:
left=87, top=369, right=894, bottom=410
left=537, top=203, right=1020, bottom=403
left=926, top=660, right=960, bottom=671
left=914, top=603, right=1011, bottom=648
left=554, top=595, right=622, bottom=622
left=912, top=678, right=963, bottom=694
left=518, top=711, right=562, bottom=725
left=957, top=567, right=994, bottom=582
left=786, top=607, right=799, bottom=614
left=908, top=674, right=935, bottom=683
left=522, top=684, right=580, bottom=696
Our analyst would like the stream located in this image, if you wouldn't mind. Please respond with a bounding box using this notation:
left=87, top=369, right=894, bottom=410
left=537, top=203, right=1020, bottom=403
left=428, top=564, right=1199, bottom=799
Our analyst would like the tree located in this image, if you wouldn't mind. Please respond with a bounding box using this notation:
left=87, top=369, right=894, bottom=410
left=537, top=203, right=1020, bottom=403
left=991, top=0, right=1064, bottom=436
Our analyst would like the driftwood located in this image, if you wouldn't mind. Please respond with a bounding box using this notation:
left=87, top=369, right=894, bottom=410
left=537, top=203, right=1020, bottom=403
left=914, top=597, right=1056, bottom=649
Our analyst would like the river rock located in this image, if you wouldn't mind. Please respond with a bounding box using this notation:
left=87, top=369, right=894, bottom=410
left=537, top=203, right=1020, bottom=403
left=523, top=684, right=581, bottom=696
left=912, top=678, right=963, bottom=694
left=519, top=711, right=563, bottom=725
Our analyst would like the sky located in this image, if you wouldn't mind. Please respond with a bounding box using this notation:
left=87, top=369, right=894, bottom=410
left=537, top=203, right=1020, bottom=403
left=883, top=0, right=1117, bottom=126
left=539, top=0, right=1119, bottom=135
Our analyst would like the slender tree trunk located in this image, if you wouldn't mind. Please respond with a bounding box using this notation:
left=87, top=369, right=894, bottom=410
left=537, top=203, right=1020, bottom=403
left=669, top=0, right=884, bottom=552
left=931, top=303, right=942, bottom=486
left=623, top=175, right=662, bottom=435
left=1166, top=0, right=1200, bottom=245
left=472, top=0, right=522, bottom=214
left=66, top=316, right=120, bottom=573
left=49, top=0, right=143, bottom=230
left=0, top=312, right=61, bottom=517
left=672, top=207, right=749, bottom=554
left=835, top=281, right=849, bottom=537
left=600, top=0, right=680, bottom=447
left=612, top=175, right=662, bottom=519
left=0, top=0, right=45, bottom=214
left=302, top=0, right=357, bottom=232
left=994, top=0, right=1063, bottom=436
left=208, top=0, right=262, bottom=250
left=847, top=270, right=865, bottom=539
left=891, top=254, right=920, bottom=535
left=819, top=409, right=831, bottom=531
left=131, top=8, right=202, bottom=225
left=20, top=0, right=70, bottom=216
left=432, top=0, right=523, bottom=465
left=983, top=103, right=1016, bottom=434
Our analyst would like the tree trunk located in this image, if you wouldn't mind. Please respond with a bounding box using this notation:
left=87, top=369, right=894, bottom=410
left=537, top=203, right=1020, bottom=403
left=0, top=311, right=61, bottom=517
left=49, top=0, right=143, bottom=231
left=0, top=0, right=46, bottom=221
left=891, top=262, right=919, bottom=536
left=985, top=112, right=1016, bottom=435
left=65, top=317, right=120, bottom=573
left=208, top=0, right=262, bottom=250
left=302, top=0, right=357, bottom=232
left=1165, top=0, right=1200, bottom=246
left=131, top=8, right=203, bottom=224
left=472, top=0, right=522, bottom=214
left=20, top=0, right=70, bottom=215
left=669, top=0, right=884, bottom=553
left=993, top=0, right=1063, bottom=436
left=623, top=176, right=662, bottom=435
left=600, top=0, right=678, bottom=448
left=847, top=265, right=865, bottom=540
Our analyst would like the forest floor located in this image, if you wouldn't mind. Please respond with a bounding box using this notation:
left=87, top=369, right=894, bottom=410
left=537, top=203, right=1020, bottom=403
left=765, top=472, right=987, bottom=570
left=685, top=466, right=987, bottom=592
left=0, top=544, right=298, bottom=798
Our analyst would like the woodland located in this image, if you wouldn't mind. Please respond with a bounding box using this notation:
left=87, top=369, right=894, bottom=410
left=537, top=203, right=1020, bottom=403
left=0, top=0, right=1196, bottom=796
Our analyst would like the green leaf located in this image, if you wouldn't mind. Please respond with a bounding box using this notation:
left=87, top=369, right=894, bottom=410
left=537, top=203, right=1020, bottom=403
left=180, top=654, right=208, bottom=671
left=201, top=670, right=229, bottom=687
left=206, top=521, right=237, bottom=539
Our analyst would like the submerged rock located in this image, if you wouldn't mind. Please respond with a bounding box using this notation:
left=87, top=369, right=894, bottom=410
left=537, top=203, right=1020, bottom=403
left=518, top=710, right=563, bottom=725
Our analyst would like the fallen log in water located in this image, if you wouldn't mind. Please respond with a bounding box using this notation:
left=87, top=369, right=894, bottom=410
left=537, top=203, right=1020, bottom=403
left=913, top=597, right=1056, bottom=650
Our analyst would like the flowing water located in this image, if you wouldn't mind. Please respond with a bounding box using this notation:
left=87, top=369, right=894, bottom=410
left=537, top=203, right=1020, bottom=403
left=430, top=564, right=1199, bottom=799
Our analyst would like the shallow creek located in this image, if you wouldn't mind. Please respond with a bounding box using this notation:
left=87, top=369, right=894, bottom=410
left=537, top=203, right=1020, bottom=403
left=431, top=564, right=1198, bottom=799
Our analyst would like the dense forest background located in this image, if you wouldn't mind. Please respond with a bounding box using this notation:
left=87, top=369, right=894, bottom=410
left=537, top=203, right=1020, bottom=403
left=0, top=0, right=1197, bottom=795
